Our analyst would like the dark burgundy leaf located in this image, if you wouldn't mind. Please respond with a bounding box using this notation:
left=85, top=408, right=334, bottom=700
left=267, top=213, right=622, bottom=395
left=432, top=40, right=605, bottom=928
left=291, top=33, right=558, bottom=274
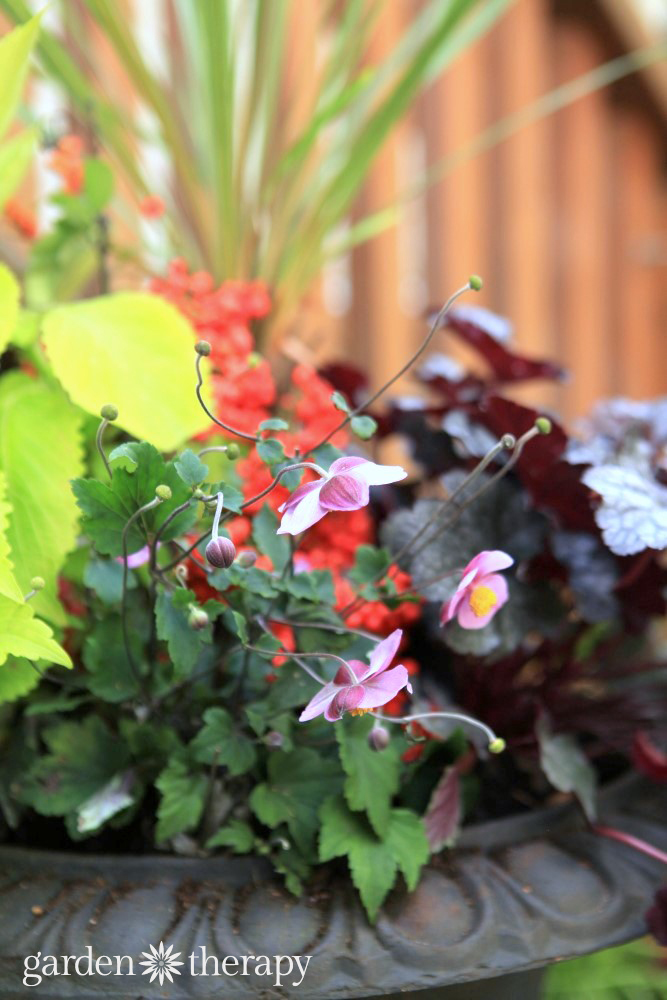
left=646, top=887, right=667, bottom=946
left=318, top=362, right=368, bottom=407
left=632, top=730, right=667, bottom=783
left=479, top=395, right=596, bottom=532
left=424, top=765, right=461, bottom=851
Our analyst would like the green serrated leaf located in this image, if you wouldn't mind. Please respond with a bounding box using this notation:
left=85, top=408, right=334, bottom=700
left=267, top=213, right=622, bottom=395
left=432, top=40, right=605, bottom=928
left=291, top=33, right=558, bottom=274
left=190, top=707, right=256, bottom=776
left=256, top=437, right=285, bottom=467
left=0, top=656, right=39, bottom=703
left=250, top=748, right=342, bottom=856
left=155, top=752, right=207, bottom=843
left=350, top=414, right=378, bottom=440
left=82, top=617, right=142, bottom=702
left=83, top=557, right=135, bottom=604
left=252, top=504, right=290, bottom=572
left=155, top=588, right=210, bottom=678
left=18, top=716, right=130, bottom=816
left=174, top=448, right=209, bottom=486
left=259, top=418, right=289, bottom=432
left=336, top=715, right=401, bottom=835
left=537, top=718, right=597, bottom=822
left=319, top=796, right=428, bottom=921
left=206, top=819, right=255, bottom=853
left=349, top=545, right=392, bottom=585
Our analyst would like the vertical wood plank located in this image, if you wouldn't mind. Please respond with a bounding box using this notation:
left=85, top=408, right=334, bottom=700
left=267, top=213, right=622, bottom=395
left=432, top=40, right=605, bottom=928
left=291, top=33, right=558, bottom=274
left=553, top=19, right=615, bottom=418
left=497, top=0, right=559, bottom=412
left=613, top=110, right=666, bottom=399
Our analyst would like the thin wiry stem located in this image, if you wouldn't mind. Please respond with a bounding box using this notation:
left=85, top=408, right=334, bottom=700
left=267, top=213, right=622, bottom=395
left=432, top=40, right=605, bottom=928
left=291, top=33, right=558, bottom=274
left=371, top=710, right=502, bottom=750
left=95, top=418, right=112, bottom=478
left=195, top=352, right=261, bottom=442
left=121, top=495, right=162, bottom=694
left=308, top=281, right=474, bottom=453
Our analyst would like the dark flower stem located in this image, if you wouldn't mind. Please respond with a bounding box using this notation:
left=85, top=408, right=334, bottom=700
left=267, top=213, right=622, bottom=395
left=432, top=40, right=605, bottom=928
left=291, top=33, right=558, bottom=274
left=309, top=280, right=475, bottom=452
left=194, top=352, right=261, bottom=442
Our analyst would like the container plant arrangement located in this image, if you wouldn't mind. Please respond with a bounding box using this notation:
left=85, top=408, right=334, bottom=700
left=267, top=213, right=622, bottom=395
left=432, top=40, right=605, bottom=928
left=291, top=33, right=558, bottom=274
left=0, top=12, right=666, bottom=1000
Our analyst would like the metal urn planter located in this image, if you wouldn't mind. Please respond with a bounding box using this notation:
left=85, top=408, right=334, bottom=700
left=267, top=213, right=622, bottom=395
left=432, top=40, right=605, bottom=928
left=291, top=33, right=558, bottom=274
left=1, top=773, right=664, bottom=999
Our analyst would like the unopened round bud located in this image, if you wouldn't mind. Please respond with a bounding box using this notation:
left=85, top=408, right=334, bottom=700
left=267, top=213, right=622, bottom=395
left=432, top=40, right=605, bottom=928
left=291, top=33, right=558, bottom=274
left=236, top=550, right=257, bottom=569
left=100, top=403, right=118, bottom=422
left=155, top=484, right=172, bottom=501
left=501, top=434, right=516, bottom=449
left=264, top=730, right=284, bottom=750
left=195, top=340, right=211, bottom=356
left=535, top=417, right=552, bottom=436
left=368, top=726, right=390, bottom=752
left=188, top=606, right=209, bottom=631
left=175, top=564, right=189, bottom=583
left=206, top=536, right=236, bottom=568
left=226, top=443, right=240, bottom=460
left=247, top=352, right=261, bottom=369
left=193, top=488, right=206, bottom=500
left=488, top=737, right=506, bottom=755
left=469, top=274, right=483, bottom=292
left=30, top=576, right=45, bottom=591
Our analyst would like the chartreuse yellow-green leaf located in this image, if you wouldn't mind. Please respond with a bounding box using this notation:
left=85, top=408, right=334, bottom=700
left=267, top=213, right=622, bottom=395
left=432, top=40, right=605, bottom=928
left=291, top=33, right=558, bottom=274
left=0, top=375, right=84, bottom=624
left=0, top=596, right=71, bottom=668
left=41, top=293, right=210, bottom=450
left=0, top=470, right=23, bottom=603
left=0, top=14, right=41, bottom=141
left=0, top=128, right=37, bottom=211
left=0, top=264, right=19, bottom=354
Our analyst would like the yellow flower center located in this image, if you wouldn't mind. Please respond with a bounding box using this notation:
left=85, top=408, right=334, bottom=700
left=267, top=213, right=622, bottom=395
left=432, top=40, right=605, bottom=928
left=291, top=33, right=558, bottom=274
left=349, top=708, right=373, bottom=717
left=469, top=584, right=498, bottom=618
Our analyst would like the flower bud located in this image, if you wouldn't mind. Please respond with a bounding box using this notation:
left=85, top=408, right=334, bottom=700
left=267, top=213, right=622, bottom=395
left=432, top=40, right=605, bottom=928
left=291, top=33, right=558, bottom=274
left=368, top=726, right=390, bottom=752
left=535, top=417, right=552, bottom=435
left=175, top=564, right=188, bottom=583
left=236, top=550, right=257, bottom=569
left=488, top=737, right=506, bottom=755
left=206, top=536, right=236, bottom=568
left=469, top=274, right=483, bottom=292
left=193, top=488, right=206, bottom=500
left=195, top=340, right=211, bottom=356
left=226, top=443, right=240, bottom=460
left=155, top=484, right=172, bottom=501
left=100, top=403, right=118, bottom=422
left=188, top=606, right=209, bottom=631
left=501, top=434, right=516, bottom=449
left=30, top=576, right=45, bottom=591
left=264, top=730, right=284, bottom=750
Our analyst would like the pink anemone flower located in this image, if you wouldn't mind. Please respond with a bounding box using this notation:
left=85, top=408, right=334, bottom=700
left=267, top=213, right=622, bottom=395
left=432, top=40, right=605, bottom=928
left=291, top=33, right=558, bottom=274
left=440, top=550, right=513, bottom=630
left=116, top=544, right=155, bottom=569
left=299, top=629, right=410, bottom=723
left=278, top=456, right=407, bottom=536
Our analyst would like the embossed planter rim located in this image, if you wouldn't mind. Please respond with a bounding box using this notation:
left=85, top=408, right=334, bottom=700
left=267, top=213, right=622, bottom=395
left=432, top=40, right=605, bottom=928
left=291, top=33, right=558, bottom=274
left=0, top=770, right=664, bottom=1000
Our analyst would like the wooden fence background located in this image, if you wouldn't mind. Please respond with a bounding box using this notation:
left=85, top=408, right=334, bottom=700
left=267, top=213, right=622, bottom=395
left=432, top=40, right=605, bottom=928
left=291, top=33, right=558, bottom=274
left=5, top=0, right=667, bottom=423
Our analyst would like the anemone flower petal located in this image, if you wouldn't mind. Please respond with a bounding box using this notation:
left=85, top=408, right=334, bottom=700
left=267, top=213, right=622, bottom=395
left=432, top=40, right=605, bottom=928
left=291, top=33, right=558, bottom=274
left=299, top=682, right=339, bottom=722
left=329, top=456, right=369, bottom=475
left=319, top=473, right=368, bottom=511
left=358, top=665, right=410, bottom=708
left=346, top=460, right=408, bottom=486
left=324, top=684, right=365, bottom=721
left=278, top=484, right=327, bottom=535
left=362, top=628, right=403, bottom=681
left=467, top=550, right=514, bottom=576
